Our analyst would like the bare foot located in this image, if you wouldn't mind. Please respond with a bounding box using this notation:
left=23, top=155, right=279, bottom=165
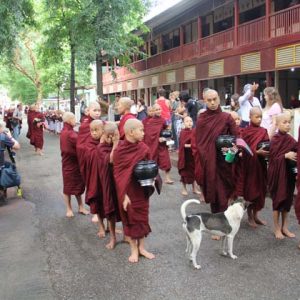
left=128, top=249, right=139, bottom=263
left=254, top=217, right=267, bottom=226
left=282, top=229, right=296, bottom=238
left=181, top=189, right=188, bottom=196
left=139, top=248, right=155, bottom=260
left=115, top=228, right=123, bottom=235
left=78, top=208, right=90, bottom=215
left=248, top=218, right=258, bottom=228
left=106, top=238, right=116, bottom=250
left=211, top=235, right=221, bottom=241
left=66, top=210, right=74, bottom=218
left=193, top=190, right=202, bottom=195
left=92, top=215, right=99, bottom=223
left=164, top=180, right=174, bottom=184
left=274, top=229, right=285, bottom=239
left=123, top=236, right=130, bottom=243
left=97, top=230, right=106, bottom=238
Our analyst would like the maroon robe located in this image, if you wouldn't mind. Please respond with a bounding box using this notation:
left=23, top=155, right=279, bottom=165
left=96, top=143, right=120, bottom=221
left=31, top=112, right=45, bottom=149
left=84, top=136, right=100, bottom=214
left=178, top=128, right=195, bottom=184
left=268, top=131, right=297, bottom=212
left=191, top=128, right=202, bottom=186
left=26, top=109, right=34, bottom=140
left=295, top=126, right=300, bottom=224
left=233, top=126, right=245, bottom=197
left=118, top=113, right=136, bottom=140
left=60, top=123, right=85, bottom=196
left=143, top=116, right=171, bottom=171
left=196, top=107, right=237, bottom=213
left=76, top=116, right=93, bottom=183
left=113, top=140, right=152, bottom=239
left=242, top=124, right=269, bottom=211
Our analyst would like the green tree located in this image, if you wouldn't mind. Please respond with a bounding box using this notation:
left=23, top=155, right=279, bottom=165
left=0, top=0, right=34, bottom=57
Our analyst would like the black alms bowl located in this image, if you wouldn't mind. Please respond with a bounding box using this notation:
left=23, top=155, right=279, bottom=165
left=286, top=159, right=298, bottom=174
left=160, top=130, right=172, bottom=139
left=134, top=160, right=158, bottom=181
left=216, top=135, right=236, bottom=150
left=257, top=141, right=270, bottom=151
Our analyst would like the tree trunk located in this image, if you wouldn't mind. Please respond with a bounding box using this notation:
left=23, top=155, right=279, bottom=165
left=96, top=53, right=103, bottom=98
left=70, top=43, right=76, bottom=113
left=36, top=81, right=43, bottom=102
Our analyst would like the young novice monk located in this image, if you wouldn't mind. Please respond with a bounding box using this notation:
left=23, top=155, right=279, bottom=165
left=96, top=122, right=120, bottom=249
left=143, top=104, right=173, bottom=184
left=268, top=112, right=297, bottom=239
left=85, top=120, right=106, bottom=235
left=295, top=125, right=300, bottom=249
left=77, top=102, right=101, bottom=223
left=60, top=112, right=89, bottom=217
left=113, top=119, right=155, bottom=263
left=242, top=107, right=269, bottom=227
left=117, top=97, right=136, bottom=140
left=178, top=116, right=201, bottom=195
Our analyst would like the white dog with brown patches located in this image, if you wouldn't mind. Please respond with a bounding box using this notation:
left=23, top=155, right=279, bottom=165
left=181, top=198, right=248, bottom=269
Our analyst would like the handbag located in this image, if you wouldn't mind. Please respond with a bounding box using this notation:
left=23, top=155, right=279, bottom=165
left=0, top=161, right=21, bottom=188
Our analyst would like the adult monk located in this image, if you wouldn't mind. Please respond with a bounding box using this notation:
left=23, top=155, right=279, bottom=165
left=60, top=112, right=89, bottom=217
left=242, top=107, right=269, bottom=227
left=26, top=104, right=35, bottom=140
left=268, top=113, right=297, bottom=239
left=96, top=122, right=120, bottom=249
left=117, top=97, right=136, bottom=140
left=84, top=120, right=105, bottom=234
left=178, top=116, right=201, bottom=196
left=113, top=119, right=156, bottom=263
left=195, top=89, right=237, bottom=218
left=143, top=104, right=173, bottom=184
left=31, top=105, right=45, bottom=155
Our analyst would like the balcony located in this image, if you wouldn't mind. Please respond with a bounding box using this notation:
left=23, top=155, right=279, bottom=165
left=103, top=5, right=300, bottom=84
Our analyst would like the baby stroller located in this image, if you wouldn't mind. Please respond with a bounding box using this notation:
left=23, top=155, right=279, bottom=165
left=0, top=146, right=22, bottom=206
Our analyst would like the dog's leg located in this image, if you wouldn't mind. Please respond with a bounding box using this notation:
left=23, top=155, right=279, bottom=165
left=221, top=236, right=228, bottom=256
left=190, top=232, right=202, bottom=269
left=185, top=235, right=191, bottom=254
left=227, top=236, right=237, bottom=259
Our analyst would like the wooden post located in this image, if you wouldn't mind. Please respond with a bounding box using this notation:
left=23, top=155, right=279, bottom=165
left=266, top=72, right=272, bottom=87
left=180, top=26, right=184, bottom=59
left=265, top=0, right=271, bottom=39
left=198, top=16, right=202, bottom=55
left=234, top=75, right=240, bottom=94
left=234, top=0, right=239, bottom=47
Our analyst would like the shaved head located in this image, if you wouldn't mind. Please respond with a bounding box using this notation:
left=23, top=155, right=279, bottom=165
left=276, top=112, right=291, bottom=124
left=104, top=121, right=118, bottom=135
left=229, top=111, right=239, bottom=119
left=90, top=119, right=103, bottom=129
left=124, top=119, right=143, bottom=134
left=203, top=89, right=218, bottom=100
left=119, top=97, right=134, bottom=110
left=62, top=112, right=75, bottom=123
left=152, top=104, right=161, bottom=110
left=250, top=106, right=262, bottom=116
left=89, top=102, right=100, bottom=109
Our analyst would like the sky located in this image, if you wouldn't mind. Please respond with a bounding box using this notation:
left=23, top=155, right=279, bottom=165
left=144, top=0, right=184, bottom=21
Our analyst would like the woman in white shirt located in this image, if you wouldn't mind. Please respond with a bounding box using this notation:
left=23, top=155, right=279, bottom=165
left=261, top=87, right=283, bottom=139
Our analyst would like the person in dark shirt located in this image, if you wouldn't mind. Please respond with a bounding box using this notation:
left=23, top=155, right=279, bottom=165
left=180, top=91, right=198, bottom=127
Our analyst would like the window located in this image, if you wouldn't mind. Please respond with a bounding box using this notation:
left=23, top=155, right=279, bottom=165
left=184, top=20, right=198, bottom=44
left=162, top=29, right=180, bottom=51
left=150, top=38, right=159, bottom=56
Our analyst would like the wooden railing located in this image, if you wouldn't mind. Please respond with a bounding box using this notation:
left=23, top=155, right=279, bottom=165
left=238, top=17, right=266, bottom=46
left=102, top=5, right=300, bottom=84
left=200, top=28, right=234, bottom=55
left=270, top=4, right=300, bottom=38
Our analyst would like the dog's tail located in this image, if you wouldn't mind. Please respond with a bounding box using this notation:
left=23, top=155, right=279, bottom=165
left=180, top=199, right=201, bottom=220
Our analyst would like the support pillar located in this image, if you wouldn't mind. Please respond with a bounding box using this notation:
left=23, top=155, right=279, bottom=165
left=274, top=70, right=279, bottom=90
left=234, top=0, right=239, bottom=47
left=265, top=0, right=271, bottom=39
left=234, top=75, right=240, bottom=94
left=266, top=72, right=273, bottom=87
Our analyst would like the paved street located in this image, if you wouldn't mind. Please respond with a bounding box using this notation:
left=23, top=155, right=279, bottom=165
left=1, top=129, right=300, bottom=300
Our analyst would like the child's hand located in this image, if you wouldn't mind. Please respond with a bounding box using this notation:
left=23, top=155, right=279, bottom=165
left=184, top=144, right=191, bottom=148
left=221, top=147, right=229, bottom=155
left=256, top=148, right=269, bottom=157
left=159, top=137, right=166, bottom=143
left=285, top=151, right=297, bottom=161
left=123, top=195, right=131, bottom=211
